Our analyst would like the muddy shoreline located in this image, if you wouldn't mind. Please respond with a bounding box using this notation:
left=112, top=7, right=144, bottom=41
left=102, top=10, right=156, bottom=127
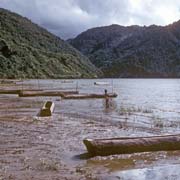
left=0, top=79, right=180, bottom=180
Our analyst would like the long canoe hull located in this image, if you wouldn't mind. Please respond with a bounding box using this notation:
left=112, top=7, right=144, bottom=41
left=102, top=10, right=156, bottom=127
left=19, top=90, right=79, bottom=97
left=0, top=89, right=44, bottom=95
left=0, top=90, right=21, bottom=94
left=62, top=93, right=117, bottom=99
left=83, top=134, right=180, bottom=156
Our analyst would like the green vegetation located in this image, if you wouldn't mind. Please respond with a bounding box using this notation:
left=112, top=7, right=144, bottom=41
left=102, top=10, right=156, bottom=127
left=0, top=8, right=99, bottom=78
left=70, top=23, right=180, bottom=78
left=118, top=106, right=153, bottom=116
left=152, top=117, right=164, bottom=128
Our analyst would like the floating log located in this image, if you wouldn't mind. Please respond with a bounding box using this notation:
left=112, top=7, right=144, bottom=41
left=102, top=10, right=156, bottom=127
left=83, top=134, right=180, bottom=156
left=62, top=93, right=117, bottom=99
left=38, top=101, right=55, bottom=117
left=19, top=90, right=79, bottom=97
left=94, top=82, right=109, bottom=85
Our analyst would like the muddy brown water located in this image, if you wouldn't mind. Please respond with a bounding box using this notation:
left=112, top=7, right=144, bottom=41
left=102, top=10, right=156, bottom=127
left=0, top=79, right=180, bottom=180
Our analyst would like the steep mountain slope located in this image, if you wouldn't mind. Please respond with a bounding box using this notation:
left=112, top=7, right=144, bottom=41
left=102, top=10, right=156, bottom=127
left=0, top=8, right=99, bottom=78
left=69, top=23, right=180, bottom=77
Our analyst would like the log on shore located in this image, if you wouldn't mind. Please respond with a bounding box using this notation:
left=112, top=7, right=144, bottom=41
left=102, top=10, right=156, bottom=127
left=19, top=90, right=79, bottom=97
left=83, top=134, right=180, bottom=156
left=38, top=101, right=55, bottom=117
left=62, top=93, right=118, bottom=99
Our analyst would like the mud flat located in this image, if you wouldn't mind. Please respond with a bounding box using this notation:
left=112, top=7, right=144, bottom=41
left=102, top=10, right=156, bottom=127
left=0, top=79, right=180, bottom=180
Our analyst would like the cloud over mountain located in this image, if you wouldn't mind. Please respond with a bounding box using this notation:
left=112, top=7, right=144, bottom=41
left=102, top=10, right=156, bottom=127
left=1, top=0, right=180, bottom=39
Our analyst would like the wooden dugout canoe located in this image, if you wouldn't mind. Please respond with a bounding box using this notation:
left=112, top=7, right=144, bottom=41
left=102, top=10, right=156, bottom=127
left=0, top=89, right=43, bottom=95
left=83, top=134, right=180, bottom=156
left=0, top=89, right=21, bottom=94
left=19, top=90, right=79, bottom=97
left=61, top=93, right=117, bottom=99
left=38, top=101, right=55, bottom=117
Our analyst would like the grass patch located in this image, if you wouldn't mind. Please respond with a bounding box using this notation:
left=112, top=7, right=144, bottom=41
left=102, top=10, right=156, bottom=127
left=118, top=106, right=153, bottom=116
left=152, top=116, right=164, bottom=128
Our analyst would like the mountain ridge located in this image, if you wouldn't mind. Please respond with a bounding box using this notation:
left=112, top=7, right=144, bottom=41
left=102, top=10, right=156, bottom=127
left=0, top=8, right=99, bottom=79
left=69, top=21, right=180, bottom=77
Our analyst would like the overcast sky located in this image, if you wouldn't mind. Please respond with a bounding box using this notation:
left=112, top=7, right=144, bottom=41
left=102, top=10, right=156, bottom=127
left=1, top=0, right=180, bottom=39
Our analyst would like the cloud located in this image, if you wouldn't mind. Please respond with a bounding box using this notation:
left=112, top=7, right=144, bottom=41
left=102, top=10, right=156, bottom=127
left=0, top=0, right=180, bottom=39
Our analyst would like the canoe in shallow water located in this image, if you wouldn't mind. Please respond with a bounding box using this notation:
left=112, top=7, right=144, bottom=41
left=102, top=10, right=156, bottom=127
left=38, top=101, right=55, bottom=117
left=0, top=89, right=21, bottom=94
left=0, top=89, right=43, bottom=95
left=83, top=134, right=180, bottom=156
left=19, top=90, right=78, bottom=97
left=61, top=93, right=117, bottom=99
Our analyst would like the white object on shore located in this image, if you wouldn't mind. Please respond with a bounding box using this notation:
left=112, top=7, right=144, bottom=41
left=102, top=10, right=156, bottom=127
left=94, top=82, right=109, bottom=85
